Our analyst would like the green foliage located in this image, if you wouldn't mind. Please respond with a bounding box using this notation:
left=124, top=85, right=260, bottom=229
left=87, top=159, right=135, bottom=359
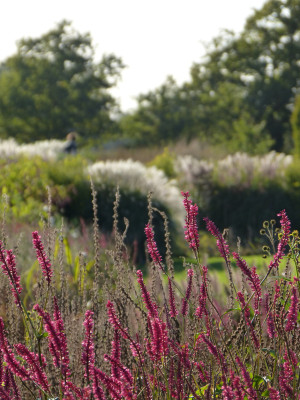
left=120, top=77, right=197, bottom=145
left=119, top=0, right=300, bottom=152
left=189, top=0, right=300, bottom=151
left=291, top=95, right=300, bottom=157
left=0, top=21, right=124, bottom=142
left=0, top=154, right=179, bottom=264
left=147, top=147, right=177, bottom=178
left=284, top=158, right=300, bottom=198
left=0, top=155, right=88, bottom=221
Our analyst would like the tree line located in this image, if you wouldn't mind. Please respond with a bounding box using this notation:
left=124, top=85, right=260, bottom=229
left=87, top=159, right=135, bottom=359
left=1, top=0, right=300, bottom=154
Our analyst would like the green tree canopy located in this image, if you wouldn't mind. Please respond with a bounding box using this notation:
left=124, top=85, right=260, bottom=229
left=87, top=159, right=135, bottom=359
left=121, top=0, right=300, bottom=153
left=0, top=20, right=125, bottom=142
left=189, top=0, right=300, bottom=151
left=120, top=77, right=198, bottom=145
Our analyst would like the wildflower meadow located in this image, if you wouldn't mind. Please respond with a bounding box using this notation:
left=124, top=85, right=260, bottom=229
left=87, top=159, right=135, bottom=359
left=0, top=187, right=298, bottom=399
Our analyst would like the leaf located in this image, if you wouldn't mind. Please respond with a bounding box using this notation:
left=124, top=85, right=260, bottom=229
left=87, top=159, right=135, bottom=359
left=74, top=255, right=80, bottom=282
left=63, top=237, right=72, bottom=265
left=252, top=375, right=265, bottom=389
left=199, top=384, right=209, bottom=395
left=86, top=260, right=94, bottom=272
left=262, top=348, right=276, bottom=359
left=219, top=308, right=241, bottom=328
left=221, top=308, right=241, bottom=317
left=25, top=260, right=39, bottom=295
left=53, top=238, right=60, bottom=259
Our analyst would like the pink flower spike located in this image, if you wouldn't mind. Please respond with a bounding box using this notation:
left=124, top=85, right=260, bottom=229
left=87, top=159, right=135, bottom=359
left=136, top=270, right=158, bottom=318
left=32, top=231, right=53, bottom=285
left=93, top=367, right=122, bottom=400
left=269, top=387, right=280, bottom=400
left=0, top=318, right=29, bottom=381
left=0, top=243, right=22, bottom=307
left=196, top=266, right=208, bottom=320
left=233, top=254, right=262, bottom=314
left=232, top=252, right=252, bottom=280
left=286, top=285, right=298, bottom=332
left=199, top=334, right=227, bottom=373
left=265, top=293, right=276, bottom=339
left=144, top=224, right=163, bottom=270
left=268, top=210, right=291, bottom=271
left=14, top=343, right=50, bottom=393
left=104, top=354, right=133, bottom=386
left=111, top=329, right=121, bottom=379
left=33, top=304, right=61, bottom=368
left=204, top=218, right=229, bottom=261
left=81, top=310, right=95, bottom=382
left=147, top=317, right=169, bottom=361
left=181, top=191, right=200, bottom=252
left=279, top=352, right=294, bottom=398
left=181, top=269, right=194, bottom=316
left=229, top=371, right=244, bottom=400
left=236, top=357, right=258, bottom=399
left=92, top=372, right=106, bottom=400
left=168, top=278, right=178, bottom=318
left=106, top=301, right=130, bottom=341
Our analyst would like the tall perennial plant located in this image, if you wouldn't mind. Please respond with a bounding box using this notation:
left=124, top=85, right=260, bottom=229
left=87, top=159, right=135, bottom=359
left=0, top=191, right=299, bottom=398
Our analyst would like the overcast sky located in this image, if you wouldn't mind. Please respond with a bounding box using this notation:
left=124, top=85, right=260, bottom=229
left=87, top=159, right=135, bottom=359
left=1, top=0, right=266, bottom=112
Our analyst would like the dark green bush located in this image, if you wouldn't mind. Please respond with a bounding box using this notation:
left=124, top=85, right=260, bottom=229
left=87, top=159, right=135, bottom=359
left=202, top=183, right=297, bottom=243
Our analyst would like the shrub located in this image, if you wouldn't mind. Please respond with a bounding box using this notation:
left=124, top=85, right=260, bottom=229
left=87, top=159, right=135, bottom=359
left=0, top=138, right=66, bottom=160
left=0, top=192, right=299, bottom=398
left=87, top=158, right=184, bottom=225
left=0, top=156, right=87, bottom=222
left=147, top=147, right=177, bottom=178
left=175, top=152, right=297, bottom=243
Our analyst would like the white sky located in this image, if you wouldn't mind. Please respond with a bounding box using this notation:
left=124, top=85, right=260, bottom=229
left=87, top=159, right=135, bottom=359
left=1, top=0, right=266, bottom=112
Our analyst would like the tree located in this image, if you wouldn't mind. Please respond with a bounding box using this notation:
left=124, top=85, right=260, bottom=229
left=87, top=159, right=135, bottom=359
left=291, top=95, right=300, bottom=157
left=0, top=21, right=125, bottom=142
left=189, top=0, right=300, bottom=151
left=120, top=76, right=198, bottom=146
left=122, top=0, right=300, bottom=152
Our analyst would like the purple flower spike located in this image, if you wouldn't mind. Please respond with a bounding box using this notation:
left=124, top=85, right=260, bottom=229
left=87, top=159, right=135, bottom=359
left=32, top=231, right=53, bottom=285
left=286, top=285, right=298, bottom=332
left=145, top=224, right=163, bottom=270
left=0, top=243, right=22, bottom=307
left=269, top=210, right=291, bottom=271
left=0, top=318, right=29, bottom=381
left=168, top=278, right=178, bottom=318
left=81, top=310, right=95, bottom=381
left=204, top=218, right=229, bottom=262
left=14, top=343, right=50, bottom=393
left=181, top=269, right=194, bottom=316
left=182, top=191, right=199, bottom=252
left=136, top=270, right=158, bottom=318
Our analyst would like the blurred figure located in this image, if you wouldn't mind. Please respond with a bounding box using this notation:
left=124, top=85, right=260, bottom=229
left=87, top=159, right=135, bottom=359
left=64, top=132, right=77, bottom=154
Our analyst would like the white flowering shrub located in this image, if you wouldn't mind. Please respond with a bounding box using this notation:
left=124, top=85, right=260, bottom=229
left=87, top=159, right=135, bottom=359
left=175, top=155, right=214, bottom=185
left=215, top=151, right=293, bottom=188
left=175, top=152, right=293, bottom=189
left=0, top=138, right=66, bottom=160
left=88, top=159, right=184, bottom=223
left=256, top=151, right=293, bottom=180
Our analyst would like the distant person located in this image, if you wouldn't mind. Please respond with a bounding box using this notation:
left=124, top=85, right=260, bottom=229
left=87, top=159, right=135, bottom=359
left=64, top=132, right=77, bottom=154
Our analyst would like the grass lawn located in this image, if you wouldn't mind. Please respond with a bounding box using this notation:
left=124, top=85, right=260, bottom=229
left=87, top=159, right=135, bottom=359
left=173, top=254, right=271, bottom=283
